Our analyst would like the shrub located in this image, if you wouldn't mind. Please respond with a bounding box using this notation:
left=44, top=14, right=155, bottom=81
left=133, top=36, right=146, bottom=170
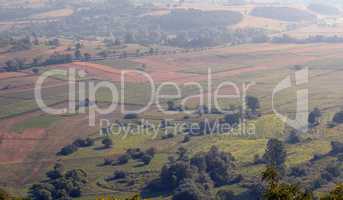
left=183, top=135, right=191, bottom=143
left=172, top=179, right=208, bottom=200
left=216, top=190, right=235, bottom=200
left=146, top=147, right=156, bottom=157
left=326, top=162, right=341, bottom=177
left=113, top=170, right=127, bottom=180
left=289, top=166, right=307, bottom=177
left=332, top=111, right=343, bottom=124
left=102, top=138, right=113, bottom=148
left=286, top=131, right=300, bottom=144
left=124, top=113, right=138, bottom=119
left=127, top=148, right=144, bottom=159
left=253, top=154, right=264, bottom=164
left=162, top=132, right=175, bottom=140
left=59, top=144, right=78, bottom=156
left=73, top=138, right=94, bottom=147
left=311, top=153, right=324, bottom=162
left=263, top=139, right=287, bottom=168
left=103, top=158, right=114, bottom=165
left=142, top=154, right=153, bottom=165
left=330, top=141, right=343, bottom=155
left=117, top=154, right=130, bottom=165
left=69, top=188, right=81, bottom=198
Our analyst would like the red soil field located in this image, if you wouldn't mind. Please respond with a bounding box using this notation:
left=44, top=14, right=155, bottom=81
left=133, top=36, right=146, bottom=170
left=57, top=62, right=147, bottom=83
left=0, top=128, right=46, bottom=164
left=0, top=72, right=28, bottom=80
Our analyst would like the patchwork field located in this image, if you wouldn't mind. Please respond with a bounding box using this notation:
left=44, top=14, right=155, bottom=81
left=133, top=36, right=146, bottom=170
left=1, top=42, right=343, bottom=198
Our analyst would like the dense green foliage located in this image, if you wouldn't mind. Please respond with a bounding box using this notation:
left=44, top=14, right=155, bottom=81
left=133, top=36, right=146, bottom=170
left=250, top=7, right=316, bottom=22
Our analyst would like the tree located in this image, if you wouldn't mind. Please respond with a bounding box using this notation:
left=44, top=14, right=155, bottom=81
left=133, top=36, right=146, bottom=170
left=146, top=147, right=156, bottom=157
left=183, top=135, right=191, bottom=143
left=263, top=139, right=287, bottom=173
left=102, top=138, right=113, bottom=148
left=216, top=190, right=235, bottom=200
left=286, top=129, right=300, bottom=144
left=332, top=110, right=343, bottom=124
left=224, top=112, right=240, bottom=127
left=321, top=184, right=343, bottom=200
left=172, top=179, right=208, bottom=200
left=262, top=166, right=313, bottom=200
left=308, top=108, right=321, bottom=127
left=177, top=147, right=188, bottom=161
left=117, top=154, right=130, bottom=164
left=84, top=53, right=91, bottom=61
left=75, top=43, right=81, bottom=50
left=114, top=39, right=121, bottom=46
left=59, top=144, right=78, bottom=156
left=32, top=68, right=39, bottom=75
left=167, top=100, right=176, bottom=111
left=142, top=154, right=153, bottom=165
left=46, top=163, right=65, bottom=179
left=74, top=49, right=81, bottom=60
left=113, top=170, right=127, bottom=180
left=330, top=141, right=343, bottom=155
left=246, top=95, right=260, bottom=114
left=160, top=161, right=193, bottom=189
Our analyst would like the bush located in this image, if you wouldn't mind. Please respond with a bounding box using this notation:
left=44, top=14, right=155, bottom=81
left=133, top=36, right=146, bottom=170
left=172, top=179, right=208, bottom=200
left=73, top=138, right=94, bottom=147
left=332, top=111, right=343, bottom=124
left=330, top=141, right=343, bottom=155
left=311, top=153, right=325, bottom=162
left=69, top=188, right=81, bottom=198
left=253, top=154, right=264, bottom=164
left=326, top=162, right=341, bottom=177
left=102, top=138, right=113, bottom=148
left=117, top=154, right=130, bottom=165
left=103, top=158, right=114, bottom=165
left=216, top=190, right=235, bottom=200
left=142, top=154, right=153, bottom=165
left=127, top=148, right=144, bottom=159
left=311, top=178, right=325, bottom=190
left=162, top=132, right=175, bottom=140
left=286, top=131, right=300, bottom=144
left=288, top=166, right=307, bottom=177
left=59, top=144, right=78, bottom=156
left=146, top=147, right=156, bottom=157
left=113, top=170, right=127, bottom=180
left=124, top=113, right=138, bottom=119
left=183, top=135, right=191, bottom=143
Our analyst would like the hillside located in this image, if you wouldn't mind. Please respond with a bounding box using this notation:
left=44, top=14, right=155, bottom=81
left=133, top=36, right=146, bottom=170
left=250, top=6, right=316, bottom=22
left=308, top=3, right=340, bottom=16
left=145, top=9, right=243, bottom=31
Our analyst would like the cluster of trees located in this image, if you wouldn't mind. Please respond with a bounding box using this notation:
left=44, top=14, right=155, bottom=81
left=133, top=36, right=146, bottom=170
left=262, top=165, right=343, bottom=200
left=147, top=146, right=241, bottom=200
left=250, top=7, right=316, bottom=22
left=331, top=110, right=343, bottom=125
left=58, top=137, right=94, bottom=156
left=308, top=3, right=340, bottom=16
left=29, top=164, right=87, bottom=200
left=104, top=147, right=156, bottom=166
left=8, top=37, right=32, bottom=52
left=146, top=9, right=243, bottom=31
left=271, top=34, right=343, bottom=44
left=4, top=53, right=72, bottom=72
left=308, top=108, right=322, bottom=127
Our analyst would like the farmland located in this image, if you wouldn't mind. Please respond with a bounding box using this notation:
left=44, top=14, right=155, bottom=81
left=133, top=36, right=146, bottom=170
left=1, top=0, right=343, bottom=199
left=1, top=41, right=343, bottom=198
